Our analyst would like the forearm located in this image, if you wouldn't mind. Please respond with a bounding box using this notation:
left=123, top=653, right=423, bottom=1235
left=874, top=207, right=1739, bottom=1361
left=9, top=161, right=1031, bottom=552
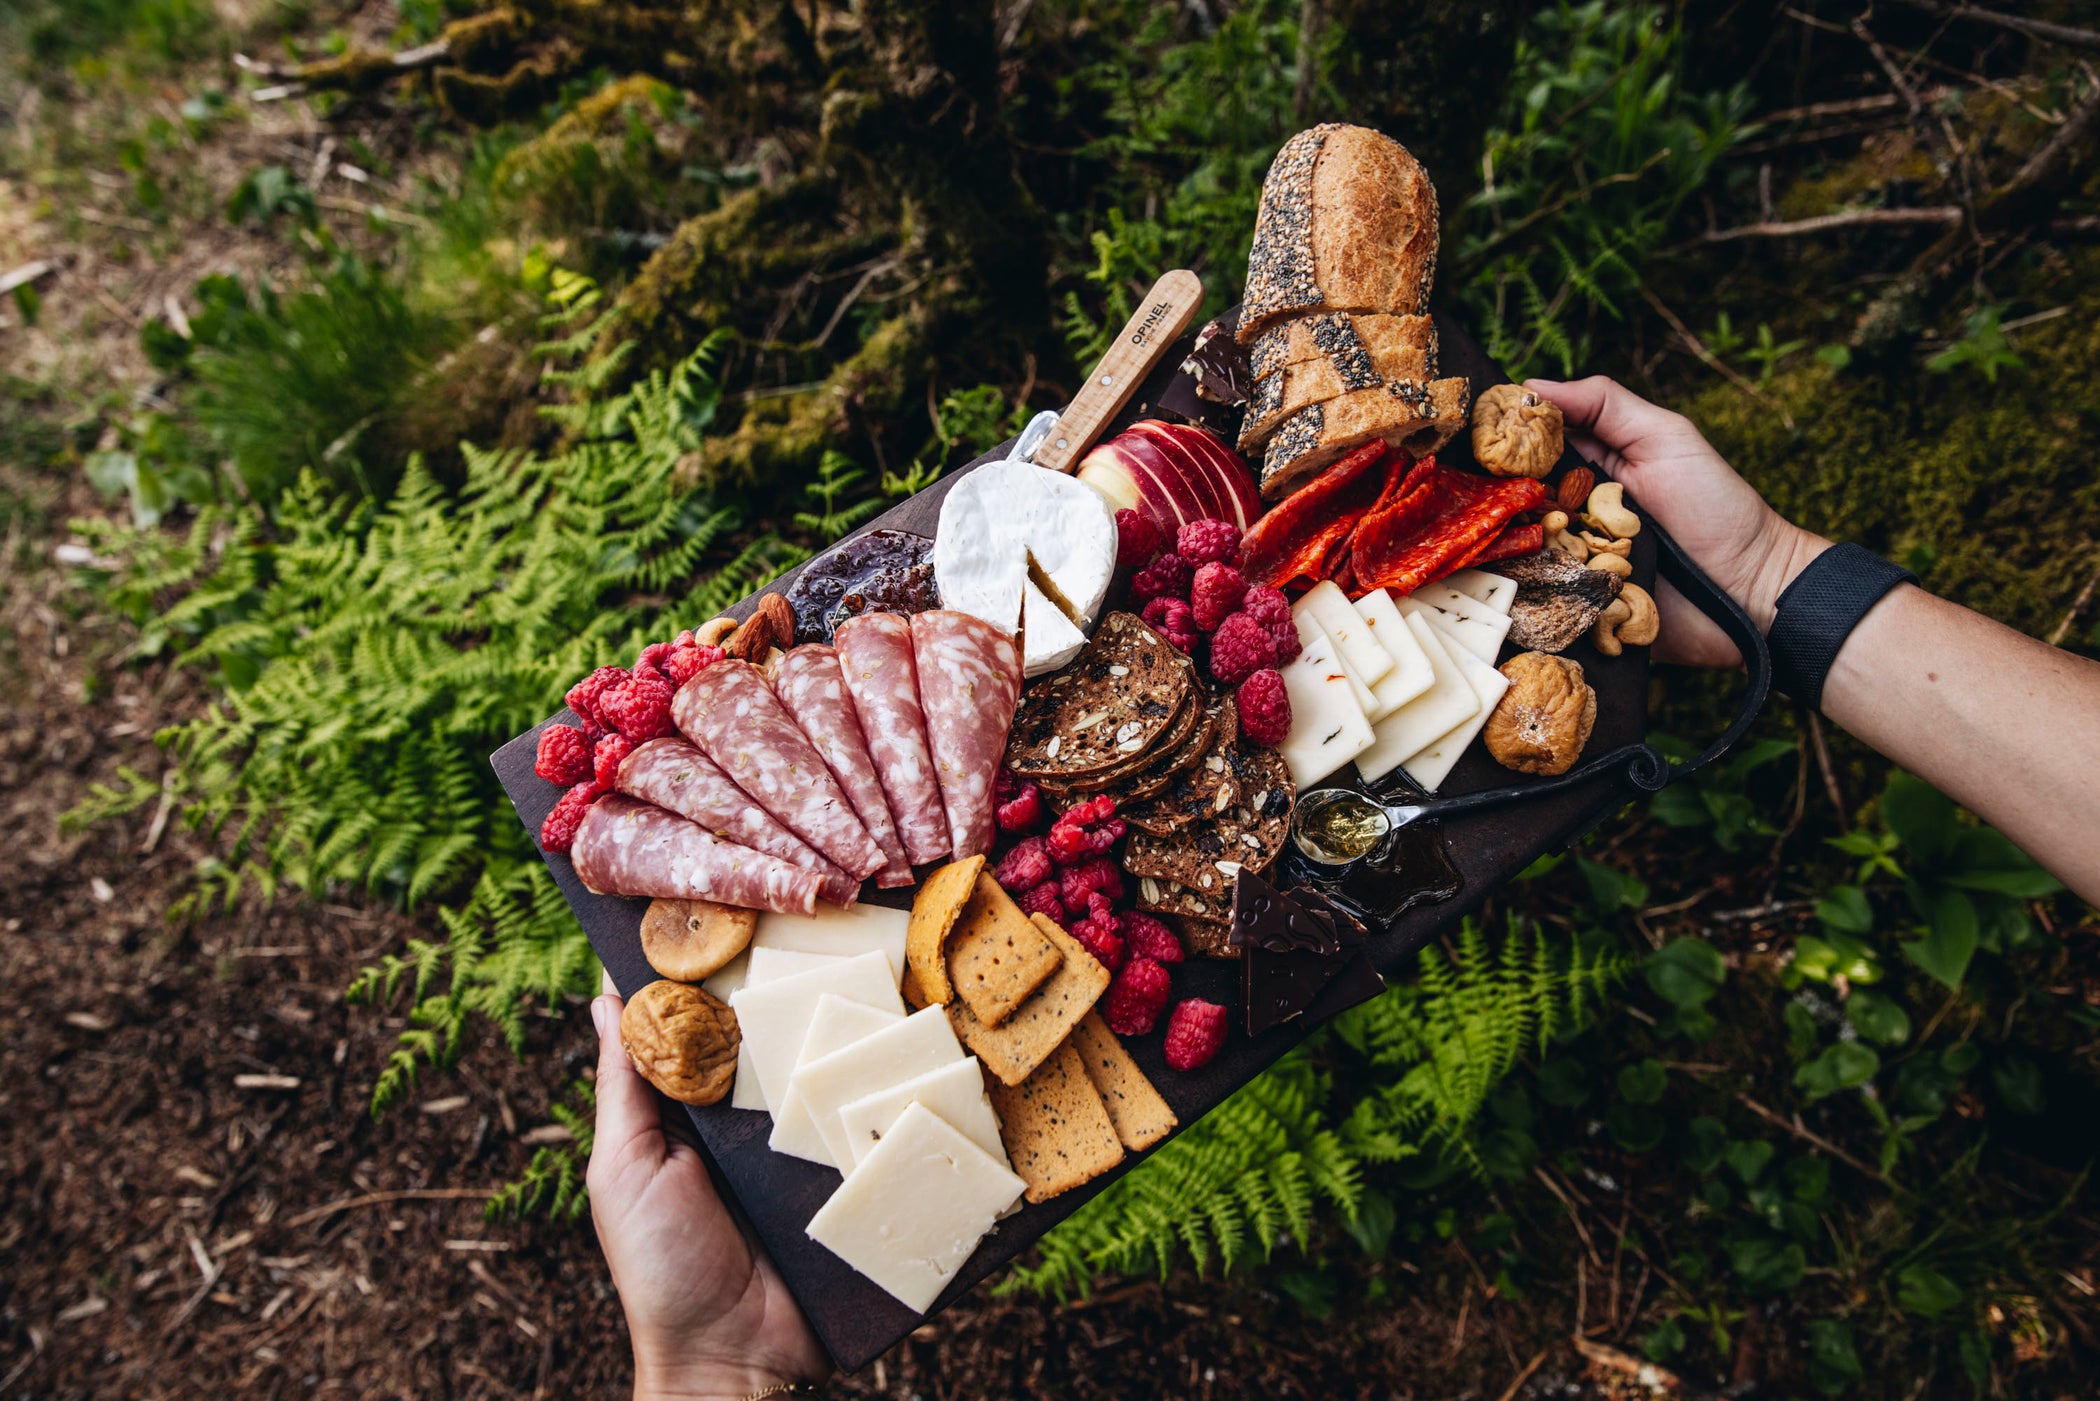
left=1818, top=582, right=2100, bottom=905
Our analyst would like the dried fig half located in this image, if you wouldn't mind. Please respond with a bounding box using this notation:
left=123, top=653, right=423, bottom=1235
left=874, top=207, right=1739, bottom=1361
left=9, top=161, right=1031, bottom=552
left=1470, top=382, right=1564, bottom=479
left=620, top=981, right=740, bottom=1106
left=639, top=897, right=757, bottom=982
left=1485, top=651, right=1597, bottom=776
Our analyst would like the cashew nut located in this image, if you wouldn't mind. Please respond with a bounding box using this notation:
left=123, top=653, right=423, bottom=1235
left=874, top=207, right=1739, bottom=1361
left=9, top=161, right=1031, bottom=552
left=1541, top=510, right=1589, bottom=562
left=693, top=616, right=738, bottom=647
left=1576, top=530, right=1631, bottom=557
left=1590, top=582, right=1659, bottom=655
left=1587, top=551, right=1634, bottom=578
left=1581, top=481, right=1641, bottom=540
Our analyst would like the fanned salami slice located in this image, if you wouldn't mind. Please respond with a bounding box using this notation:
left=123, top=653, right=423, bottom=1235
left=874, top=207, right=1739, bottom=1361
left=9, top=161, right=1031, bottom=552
left=671, top=659, right=886, bottom=882
left=1240, top=440, right=1393, bottom=590
left=570, top=796, right=822, bottom=916
left=615, top=736, right=860, bottom=906
left=1348, top=456, right=1548, bottom=595
left=834, top=613, right=950, bottom=867
left=910, top=611, right=1023, bottom=862
left=772, top=645, right=914, bottom=888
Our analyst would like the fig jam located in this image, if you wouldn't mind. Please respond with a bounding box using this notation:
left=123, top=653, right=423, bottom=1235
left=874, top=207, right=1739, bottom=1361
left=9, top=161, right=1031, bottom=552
left=784, top=529, right=938, bottom=644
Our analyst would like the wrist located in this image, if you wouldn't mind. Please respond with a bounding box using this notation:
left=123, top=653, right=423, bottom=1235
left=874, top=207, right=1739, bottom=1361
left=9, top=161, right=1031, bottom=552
left=1741, top=519, right=1832, bottom=634
left=634, top=1355, right=801, bottom=1401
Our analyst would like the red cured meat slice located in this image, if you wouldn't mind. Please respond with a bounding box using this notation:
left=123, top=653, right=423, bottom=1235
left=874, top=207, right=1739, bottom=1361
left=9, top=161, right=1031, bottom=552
left=1461, top=520, right=1545, bottom=569
left=910, top=611, right=1023, bottom=862
left=616, top=736, right=860, bottom=906
left=670, top=659, right=886, bottom=881
left=834, top=613, right=951, bottom=867
left=1349, top=457, right=1547, bottom=597
left=772, top=645, right=914, bottom=888
left=570, top=795, right=822, bottom=916
left=1241, top=441, right=1393, bottom=590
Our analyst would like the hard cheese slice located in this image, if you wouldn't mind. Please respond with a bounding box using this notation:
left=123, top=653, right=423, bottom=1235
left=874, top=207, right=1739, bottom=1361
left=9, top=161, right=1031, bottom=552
left=1444, top=568, right=1517, bottom=615
left=1277, top=614, right=1375, bottom=790
left=804, top=1100, right=1025, bottom=1312
left=1399, top=616, right=1513, bottom=793
left=1290, top=592, right=1377, bottom=714
left=788, top=1005, right=969, bottom=1170
left=744, top=946, right=841, bottom=984
left=1351, top=587, right=1435, bottom=722
left=706, top=941, right=849, bottom=1111
left=768, top=994, right=905, bottom=1166
left=1355, top=611, right=1480, bottom=784
left=837, top=1057, right=1010, bottom=1170
left=728, top=952, right=902, bottom=1114
left=1293, top=579, right=1392, bottom=685
left=748, top=902, right=910, bottom=986
left=1397, top=591, right=1510, bottom=665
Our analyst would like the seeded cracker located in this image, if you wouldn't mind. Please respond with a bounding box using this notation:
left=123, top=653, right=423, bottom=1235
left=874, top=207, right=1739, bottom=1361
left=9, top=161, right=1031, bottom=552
left=946, top=873, right=1064, bottom=1028
left=1068, top=1011, right=1178, bottom=1151
left=949, top=914, right=1113, bottom=1085
left=1042, top=687, right=1200, bottom=795
left=1119, top=696, right=1232, bottom=803
left=986, top=1039, right=1126, bottom=1203
left=1005, top=613, right=1193, bottom=781
left=1119, top=705, right=1246, bottom=837
left=1123, top=745, right=1293, bottom=894
left=903, top=854, right=986, bottom=1008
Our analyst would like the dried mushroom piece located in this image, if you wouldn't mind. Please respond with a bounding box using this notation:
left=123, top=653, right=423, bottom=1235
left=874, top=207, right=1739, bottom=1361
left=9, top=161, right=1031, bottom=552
left=620, top=981, right=740, bottom=1106
left=1470, top=383, right=1563, bottom=479
left=640, top=897, right=756, bottom=982
left=1492, top=551, right=1623, bottom=653
left=1486, top=652, right=1597, bottom=776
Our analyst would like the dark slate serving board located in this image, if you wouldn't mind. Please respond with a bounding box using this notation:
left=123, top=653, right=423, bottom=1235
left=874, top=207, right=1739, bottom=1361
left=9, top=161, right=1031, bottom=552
left=489, top=316, right=1652, bottom=1372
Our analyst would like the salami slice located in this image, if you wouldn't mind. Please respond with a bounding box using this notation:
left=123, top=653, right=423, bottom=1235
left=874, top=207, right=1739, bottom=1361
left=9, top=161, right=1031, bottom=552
left=670, top=659, right=887, bottom=882
left=772, top=645, right=914, bottom=888
left=833, top=613, right=950, bottom=866
left=615, top=736, right=860, bottom=906
left=911, top=610, right=1023, bottom=861
left=570, top=796, right=822, bottom=916
left=1349, top=455, right=1547, bottom=595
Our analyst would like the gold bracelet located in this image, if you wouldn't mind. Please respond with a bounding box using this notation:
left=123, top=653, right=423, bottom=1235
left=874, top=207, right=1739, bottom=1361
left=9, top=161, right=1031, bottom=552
left=745, top=1384, right=819, bottom=1400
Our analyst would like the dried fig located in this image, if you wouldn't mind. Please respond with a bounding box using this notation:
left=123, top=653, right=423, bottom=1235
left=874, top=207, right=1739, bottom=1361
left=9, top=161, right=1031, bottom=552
left=619, top=981, right=740, bottom=1106
left=1486, top=652, right=1597, bottom=776
left=1470, top=383, right=1564, bottom=479
left=639, top=897, right=756, bottom=982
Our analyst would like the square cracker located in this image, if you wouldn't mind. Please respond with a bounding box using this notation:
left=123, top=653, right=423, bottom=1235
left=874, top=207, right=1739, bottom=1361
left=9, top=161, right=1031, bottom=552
left=1068, top=1011, right=1177, bottom=1151
left=985, top=1039, right=1125, bottom=1203
left=904, top=854, right=986, bottom=1008
left=948, top=875, right=1063, bottom=1028
left=948, top=914, right=1111, bottom=1086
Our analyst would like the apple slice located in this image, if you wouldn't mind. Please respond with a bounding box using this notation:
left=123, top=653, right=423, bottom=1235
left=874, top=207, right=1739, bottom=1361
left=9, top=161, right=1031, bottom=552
left=1077, top=421, right=1261, bottom=535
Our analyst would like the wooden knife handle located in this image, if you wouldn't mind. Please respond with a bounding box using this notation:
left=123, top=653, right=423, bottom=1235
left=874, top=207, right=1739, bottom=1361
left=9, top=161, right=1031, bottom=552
left=1032, top=269, right=1204, bottom=474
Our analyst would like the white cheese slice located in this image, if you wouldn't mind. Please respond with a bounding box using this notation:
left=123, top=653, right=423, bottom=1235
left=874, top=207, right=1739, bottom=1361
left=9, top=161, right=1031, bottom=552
left=1021, top=576, right=1088, bottom=677
left=1277, top=614, right=1375, bottom=789
left=1352, top=588, right=1435, bottom=722
left=768, top=994, right=905, bottom=1166
left=745, top=946, right=841, bottom=984
left=934, top=460, right=1117, bottom=646
left=1400, top=628, right=1512, bottom=794
left=1289, top=602, right=1376, bottom=714
left=786, top=1005, right=969, bottom=1170
left=1444, top=568, right=1517, bottom=615
left=750, top=902, right=909, bottom=986
left=1397, top=592, right=1511, bottom=665
left=1355, top=613, right=1481, bottom=784
left=1292, top=579, right=1392, bottom=685
left=805, top=1100, right=1025, bottom=1312
left=728, top=952, right=903, bottom=1115
left=837, top=1058, right=1009, bottom=1171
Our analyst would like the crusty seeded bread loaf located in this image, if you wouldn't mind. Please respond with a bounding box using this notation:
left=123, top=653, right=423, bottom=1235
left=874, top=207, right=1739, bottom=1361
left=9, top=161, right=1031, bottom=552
left=1237, top=125, right=1441, bottom=347
left=1247, top=311, right=1437, bottom=382
left=1258, top=376, right=1472, bottom=500
left=1239, top=318, right=1441, bottom=452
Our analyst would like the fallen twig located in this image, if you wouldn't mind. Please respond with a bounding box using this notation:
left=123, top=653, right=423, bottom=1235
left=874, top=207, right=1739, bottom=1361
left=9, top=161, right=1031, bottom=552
left=1494, top=1349, right=1551, bottom=1401
left=2047, top=557, right=2100, bottom=646
left=1705, top=206, right=1962, bottom=240
left=1573, top=1335, right=1681, bottom=1392
left=1894, top=1, right=2100, bottom=52
left=1734, top=1092, right=1915, bottom=1197
left=283, top=1186, right=495, bottom=1229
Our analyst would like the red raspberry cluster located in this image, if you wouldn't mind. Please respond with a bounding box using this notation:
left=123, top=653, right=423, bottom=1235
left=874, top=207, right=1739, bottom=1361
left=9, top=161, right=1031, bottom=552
left=1115, top=511, right=1294, bottom=752
left=535, top=629, right=726, bottom=851
left=985, top=764, right=1224, bottom=1069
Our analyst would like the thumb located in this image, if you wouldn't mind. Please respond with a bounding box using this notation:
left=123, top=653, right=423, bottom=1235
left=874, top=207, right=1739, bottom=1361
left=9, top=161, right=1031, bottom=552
left=1526, top=375, right=1695, bottom=462
left=590, top=979, right=668, bottom=1174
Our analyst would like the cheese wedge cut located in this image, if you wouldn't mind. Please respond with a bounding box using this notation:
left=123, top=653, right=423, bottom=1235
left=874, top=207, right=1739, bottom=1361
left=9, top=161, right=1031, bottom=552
left=707, top=942, right=854, bottom=1110
left=805, top=1101, right=1025, bottom=1311
left=768, top=994, right=906, bottom=1166
left=1352, top=588, right=1435, bottom=721
left=1277, top=614, right=1375, bottom=789
left=728, top=952, right=903, bottom=1114
left=1293, top=580, right=1392, bottom=685
left=837, top=1057, right=1010, bottom=1171
left=1355, top=612, right=1480, bottom=783
left=1021, top=576, right=1088, bottom=677
left=934, top=460, right=1117, bottom=666
left=786, top=1005, right=969, bottom=1170
left=1444, top=568, right=1517, bottom=614
left=1400, top=619, right=1512, bottom=793
left=1397, top=591, right=1510, bottom=665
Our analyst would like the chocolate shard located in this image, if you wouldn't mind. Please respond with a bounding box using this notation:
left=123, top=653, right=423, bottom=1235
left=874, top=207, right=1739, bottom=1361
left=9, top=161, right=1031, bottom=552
left=1492, top=551, right=1623, bottom=653
left=1232, top=870, right=1367, bottom=1034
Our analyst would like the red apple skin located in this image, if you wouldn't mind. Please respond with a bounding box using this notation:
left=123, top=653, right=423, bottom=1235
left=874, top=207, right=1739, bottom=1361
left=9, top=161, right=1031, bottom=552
left=1126, top=421, right=1262, bottom=529
left=1122, top=421, right=1227, bottom=524
left=1079, top=422, right=1263, bottom=535
left=1080, top=437, right=1199, bottom=533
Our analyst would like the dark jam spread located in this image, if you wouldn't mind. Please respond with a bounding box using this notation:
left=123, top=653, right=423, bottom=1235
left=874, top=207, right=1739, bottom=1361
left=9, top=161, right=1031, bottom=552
left=1230, top=869, right=1371, bottom=1034
left=784, top=529, right=939, bottom=644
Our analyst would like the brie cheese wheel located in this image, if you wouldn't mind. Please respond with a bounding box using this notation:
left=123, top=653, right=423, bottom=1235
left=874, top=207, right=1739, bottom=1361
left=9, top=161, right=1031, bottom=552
left=1400, top=622, right=1512, bottom=793
left=1443, top=568, right=1517, bottom=615
left=1278, top=615, right=1375, bottom=789
left=1293, top=580, right=1393, bottom=685
left=934, top=460, right=1116, bottom=674
left=1022, top=576, right=1088, bottom=676
left=1354, top=613, right=1480, bottom=784
left=1352, top=588, right=1435, bottom=721
left=1397, top=591, right=1511, bottom=665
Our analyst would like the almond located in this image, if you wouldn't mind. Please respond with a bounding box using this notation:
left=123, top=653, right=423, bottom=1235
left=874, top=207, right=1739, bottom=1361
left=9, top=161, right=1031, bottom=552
left=1556, top=466, right=1596, bottom=513
left=723, top=593, right=794, bottom=662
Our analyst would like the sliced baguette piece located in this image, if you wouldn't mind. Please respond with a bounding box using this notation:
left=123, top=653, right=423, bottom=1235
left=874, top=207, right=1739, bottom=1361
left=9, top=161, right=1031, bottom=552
left=1247, top=311, right=1437, bottom=384
left=1240, top=335, right=1441, bottom=452
left=1259, top=377, right=1472, bottom=500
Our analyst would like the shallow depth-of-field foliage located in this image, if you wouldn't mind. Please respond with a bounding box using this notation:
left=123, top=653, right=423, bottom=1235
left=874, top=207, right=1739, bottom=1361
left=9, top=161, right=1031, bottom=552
left=15, top=0, right=2099, bottom=1393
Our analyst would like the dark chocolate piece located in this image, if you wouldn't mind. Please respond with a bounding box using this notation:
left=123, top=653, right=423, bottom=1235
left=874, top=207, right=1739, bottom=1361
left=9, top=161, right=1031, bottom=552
left=783, top=529, right=938, bottom=644
left=1231, top=870, right=1367, bottom=1034
left=1181, top=318, right=1253, bottom=406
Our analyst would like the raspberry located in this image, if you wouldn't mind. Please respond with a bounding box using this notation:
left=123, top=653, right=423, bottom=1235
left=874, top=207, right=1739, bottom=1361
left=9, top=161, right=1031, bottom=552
left=1130, top=552, right=1193, bottom=605
left=994, top=777, right=1044, bottom=834
left=1069, top=918, right=1126, bottom=972
left=1017, top=882, right=1066, bottom=923
left=635, top=641, right=675, bottom=677
left=994, top=836, right=1054, bottom=892
left=1239, top=585, right=1301, bottom=663
left=533, top=724, right=593, bottom=786
left=598, top=670, right=677, bottom=742
left=1163, top=998, right=1228, bottom=1070
left=1102, top=956, right=1172, bottom=1036
left=1059, top=855, right=1124, bottom=909
left=1048, top=796, right=1125, bottom=865
left=593, top=733, right=634, bottom=788
left=663, top=643, right=722, bottom=686
left=565, top=666, right=629, bottom=730
left=1176, top=518, right=1242, bottom=569
left=1207, top=611, right=1279, bottom=686
left=538, top=779, right=605, bottom=853
left=1085, top=891, right=1122, bottom=933
left=1236, top=668, right=1292, bottom=747
left=1124, top=911, right=1184, bottom=965
left=1115, top=508, right=1163, bottom=568
left=1140, top=596, right=1200, bottom=654
left=1189, top=562, right=1248, bottom=632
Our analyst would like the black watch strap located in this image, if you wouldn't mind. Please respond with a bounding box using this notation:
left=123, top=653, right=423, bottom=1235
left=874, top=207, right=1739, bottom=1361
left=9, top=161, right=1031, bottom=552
left=1767, top=542, right=1917, bottom=711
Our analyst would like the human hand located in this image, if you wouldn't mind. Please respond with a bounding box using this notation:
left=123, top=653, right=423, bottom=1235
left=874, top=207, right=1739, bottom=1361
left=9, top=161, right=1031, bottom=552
left=588, top=974, right=827, bottom=1400
left=1526, top=376, right=1827, bottom=667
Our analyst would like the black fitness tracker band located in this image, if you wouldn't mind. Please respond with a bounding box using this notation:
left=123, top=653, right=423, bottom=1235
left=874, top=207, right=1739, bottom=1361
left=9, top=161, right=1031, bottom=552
left=1766, top=542, right=1918, bottom=711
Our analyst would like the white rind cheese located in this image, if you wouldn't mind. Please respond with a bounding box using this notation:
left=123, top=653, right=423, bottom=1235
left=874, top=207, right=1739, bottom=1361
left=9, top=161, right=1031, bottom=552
left=1293, top=580, right=1393, bottom=685
left=1399, top=621, right=1512, bottom=793
left=1444, top=568, right=1517, bottom=615
left=1397, top=591, right=1511, bottom=665
left=1351, top=588, right=1435, bottom=721
left=1021, top=576, right=1089, bottom=677
left=804, top=1101, right=1025, bottom=1311
left=837, top=1058, right=1010, bottom=1171
left=1277, top=615, right=1375, bottom=789
left=1354, top=612, right=1481, bottom=784
left=934, top=460, right=1117, bottom=659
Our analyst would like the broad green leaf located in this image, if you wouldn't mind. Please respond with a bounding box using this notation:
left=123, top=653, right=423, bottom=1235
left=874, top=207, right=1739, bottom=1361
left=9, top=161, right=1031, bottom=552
left=1903, top=889, right=1978, bottom=988
left=1728, top=1234, right=1806, bottom=1292
left=1792, top=933, right=1880, bottom=985
left=1795, top=1040, right=1880, bottom=1098
left=1807, top=1317, right=1864, bottom=1394
left=1618, top=1059, right=1668, bottom=1105
left=1682, top=1116, right=1727, bottom=1174
left=1897, top=1263, right=1962, bottom=1317
left=1646, top=938, right=1725, bottom=1009
left=1882, top=772, right=1958, bottom=862
left=1846, top=990, right=1911, bottom=1046
left=1725, top=1139, right=1773, bottom=1184
left=1815, top=885, right=1873, bottom=935
left=1579, top=857, right=1649, bottom=912
left=1990, top=1055, right=2046, bottom=1115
